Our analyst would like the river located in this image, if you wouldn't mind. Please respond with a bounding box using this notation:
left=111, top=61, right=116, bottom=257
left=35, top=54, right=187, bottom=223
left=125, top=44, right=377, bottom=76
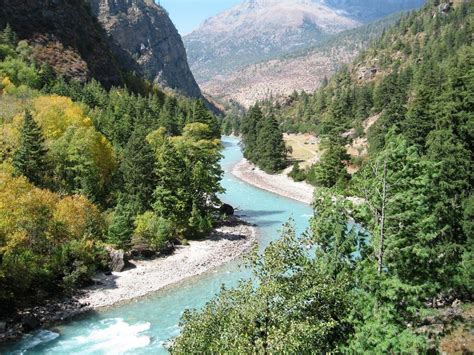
left=6, top=136, right=313, bottom=354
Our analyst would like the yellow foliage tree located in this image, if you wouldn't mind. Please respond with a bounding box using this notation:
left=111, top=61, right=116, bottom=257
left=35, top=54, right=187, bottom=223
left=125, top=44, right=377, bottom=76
left=32, top=95, right=92, bottom=139
left=0, top=166, right=58, bottom=253
left=54, top=195, right=105, bottom=241
left=0, top=166, right=106, bottom=300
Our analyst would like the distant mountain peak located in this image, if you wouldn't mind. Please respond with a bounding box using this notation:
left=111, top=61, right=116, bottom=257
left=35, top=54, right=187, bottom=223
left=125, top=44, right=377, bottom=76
left=184, top=0, right=425, bottom=86
left=184, top=0, right=363, bottom=84
left=193, top=0, right=359, bottom=35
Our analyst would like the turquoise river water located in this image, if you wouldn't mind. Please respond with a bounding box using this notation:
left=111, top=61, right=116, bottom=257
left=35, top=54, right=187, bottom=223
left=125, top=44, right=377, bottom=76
left=5, top=136, right=312, bottom=354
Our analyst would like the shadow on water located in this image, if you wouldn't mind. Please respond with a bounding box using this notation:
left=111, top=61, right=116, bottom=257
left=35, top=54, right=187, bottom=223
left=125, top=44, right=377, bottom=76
left=221, top=139, right=239, bottom=149
left=240, top=210, right=286, bottom=218
left=253, top=220, right=285, bottom=228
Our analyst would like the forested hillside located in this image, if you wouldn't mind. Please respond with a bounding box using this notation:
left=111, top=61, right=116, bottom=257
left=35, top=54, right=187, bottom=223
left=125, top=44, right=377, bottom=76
left=0, top=25, right=224, bottom=312
left=173, top=0, right=473, bottom=352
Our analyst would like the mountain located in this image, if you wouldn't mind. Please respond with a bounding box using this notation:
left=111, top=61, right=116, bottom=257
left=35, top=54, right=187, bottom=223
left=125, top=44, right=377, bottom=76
left=89, top=0, right=202, bottom=98
left=202, top=14, right=401, bottom=107
left=185, top=0, right=425, bottom=106
left=259, top=0, right=472, bottom=139
left=0, top=0, right=202, bottom=98
left=0, top=0, right=125, bottom=87
left=184, top=0, right=361, bottom=83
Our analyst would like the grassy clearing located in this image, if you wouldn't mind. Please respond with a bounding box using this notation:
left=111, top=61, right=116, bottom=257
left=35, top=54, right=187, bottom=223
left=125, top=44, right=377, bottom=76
left=284, top=133, right=321, bottom=168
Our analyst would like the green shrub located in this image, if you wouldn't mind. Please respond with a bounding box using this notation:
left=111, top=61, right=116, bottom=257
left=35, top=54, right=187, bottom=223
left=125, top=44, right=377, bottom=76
left=132, top=212, right=174, bottom=252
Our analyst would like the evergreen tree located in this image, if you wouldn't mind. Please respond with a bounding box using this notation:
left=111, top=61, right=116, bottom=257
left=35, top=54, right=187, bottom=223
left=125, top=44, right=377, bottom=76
left=0, top=24, right=17, bottom=47
left=120, top=127, right=156, bottom=212
left=240, top=104, right=263, bottom=162
left=307, top=137, right=349, bottom=189
left=159, top=96, right=179, bottom=135
left=190, top=100, right=220, bottom=138
left=255, top=115, right=287, bottom=173
left=401, top=85, right=435, bottom=149
left=425, top=127, right=472, bottom=290
left=107, top=196, right=138, bottom=249
left=12, top=111, right=49, bottom=186
left=153, top=139, right=190, bottom=234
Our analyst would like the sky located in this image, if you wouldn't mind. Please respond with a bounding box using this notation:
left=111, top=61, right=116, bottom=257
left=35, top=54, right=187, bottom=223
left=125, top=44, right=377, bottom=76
left=158, top=0, right=241, bottom=35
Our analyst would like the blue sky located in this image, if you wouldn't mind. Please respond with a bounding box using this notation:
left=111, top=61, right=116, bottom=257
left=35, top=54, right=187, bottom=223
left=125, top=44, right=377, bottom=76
left=158, top=0, right=241, bottom=35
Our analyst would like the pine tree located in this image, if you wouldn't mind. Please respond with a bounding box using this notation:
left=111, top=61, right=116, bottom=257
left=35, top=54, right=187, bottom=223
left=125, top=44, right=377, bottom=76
left=0, top=23, right=17, bottom=47
left=12, top=111, right=49, bottom=186
left=241, top=104, right=263, bottom=162
left=255, top=115, right=287, bottom=173
left=107, top=196, right=138, bottom=249
left=307, top=137, right=349, bottom=189
left=153, top=139, right=190, bottom=234
left=159, top=96, right=179, bottom=135
left=190, top=100, right=220, bottom=138
left=120, top=127, right=157, bottom=212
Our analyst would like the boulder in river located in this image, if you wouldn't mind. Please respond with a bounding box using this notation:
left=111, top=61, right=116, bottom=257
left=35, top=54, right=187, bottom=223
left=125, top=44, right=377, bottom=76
left=219, top=203, right=235, bottom=216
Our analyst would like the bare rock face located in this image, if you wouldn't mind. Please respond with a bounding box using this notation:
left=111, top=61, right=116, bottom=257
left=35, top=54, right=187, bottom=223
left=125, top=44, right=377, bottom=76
left=90, top=0, right=202, bottom=98
left=358, top=66, right=378, bottom=81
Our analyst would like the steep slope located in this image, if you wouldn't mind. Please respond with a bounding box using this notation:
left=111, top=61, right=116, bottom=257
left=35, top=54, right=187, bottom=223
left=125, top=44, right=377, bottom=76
left=0, top=0, right=125, bottom=87
left=89, top=0, right=202, bottom=98
left=203, top=15, right=400, bottom=107
left=184, top=0, right=360, bottom=83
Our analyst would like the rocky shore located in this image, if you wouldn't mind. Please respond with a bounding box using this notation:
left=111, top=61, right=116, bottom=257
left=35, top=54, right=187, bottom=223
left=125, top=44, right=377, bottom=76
left=0, top=217, right=257, bottom=345
left=232, top=158, right=315, bottom=205
left=79, top=218, right=256, bottom=309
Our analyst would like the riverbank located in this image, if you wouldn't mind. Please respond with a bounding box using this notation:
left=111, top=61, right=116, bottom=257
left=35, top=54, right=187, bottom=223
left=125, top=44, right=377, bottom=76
left=232, top=158, right=315, bottom=205
left=79, top=218, right=256, bottom=309
left=0, top=218, right=257, bottom=344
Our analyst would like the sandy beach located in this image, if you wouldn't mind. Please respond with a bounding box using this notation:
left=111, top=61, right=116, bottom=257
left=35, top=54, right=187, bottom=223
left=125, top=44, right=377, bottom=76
left=231, top=158, right=315, bottom=205
left=79, top=220, right=257, bottom=309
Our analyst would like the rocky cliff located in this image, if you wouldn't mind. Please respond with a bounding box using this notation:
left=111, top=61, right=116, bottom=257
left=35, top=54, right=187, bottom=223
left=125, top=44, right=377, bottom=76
left=0, top=0, right=125, bottom=87
left=89, top=0, right=202, bottom=98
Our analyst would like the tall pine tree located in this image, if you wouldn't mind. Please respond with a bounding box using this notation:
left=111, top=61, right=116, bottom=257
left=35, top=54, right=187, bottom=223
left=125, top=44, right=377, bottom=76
left=241, top=104, right=263, bottom=162
left=120, top=127, right=157, bottom=212
left=13, top=110, right=49, bottom=186
left=255, top=115, right=287, bottom=173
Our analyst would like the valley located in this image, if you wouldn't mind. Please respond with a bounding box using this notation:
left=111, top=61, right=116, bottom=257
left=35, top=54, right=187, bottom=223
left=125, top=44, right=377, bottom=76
left=0, top=0, right=472, bottom=354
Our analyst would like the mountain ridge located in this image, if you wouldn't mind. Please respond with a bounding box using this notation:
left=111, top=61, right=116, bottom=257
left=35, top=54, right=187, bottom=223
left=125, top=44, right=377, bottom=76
left=184, top=0, right=361, bottom=83
left=0, top=0, right=203, bottom=99
left=201, top=13, right=404, bottom=107
left=185, top=0, right=426, bottom=106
